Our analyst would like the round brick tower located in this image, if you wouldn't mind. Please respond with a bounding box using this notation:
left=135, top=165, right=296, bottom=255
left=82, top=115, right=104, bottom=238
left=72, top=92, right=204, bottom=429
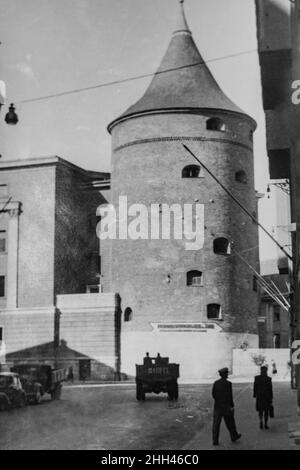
left=106, top=1, right=259, bottom=379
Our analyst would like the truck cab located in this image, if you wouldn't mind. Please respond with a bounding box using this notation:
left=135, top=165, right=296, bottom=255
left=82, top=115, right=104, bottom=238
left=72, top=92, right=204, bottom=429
left=0, top=372, right=26, bottom=410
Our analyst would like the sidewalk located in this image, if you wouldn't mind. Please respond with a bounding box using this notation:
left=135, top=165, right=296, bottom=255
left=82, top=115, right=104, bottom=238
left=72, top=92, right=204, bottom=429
left=184, top=382, right=300, bottom=450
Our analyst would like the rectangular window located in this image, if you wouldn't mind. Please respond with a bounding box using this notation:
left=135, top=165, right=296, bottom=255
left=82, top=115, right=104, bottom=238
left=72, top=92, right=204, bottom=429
left=274, top=333, right=281, bottom=349
left=273, top=305, right=281, bottom=322
left=207, top=304, right=222, bottom=320
left=253, top=276, right=258, bottom=292
left=0, top=327, right=2, bottom=341
left=0, top=231, right=6, bottom=252
left=96, top=254, right=101, bottom=274
left=0, top=276, right=5, bottom=297
left=192, top=276, right=203, bottom=287
left=86, top=284, right=100, bottom=294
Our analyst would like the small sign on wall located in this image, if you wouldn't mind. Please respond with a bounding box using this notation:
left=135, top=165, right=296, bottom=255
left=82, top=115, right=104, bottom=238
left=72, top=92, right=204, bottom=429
left=151, top=322, right=222, bottom=333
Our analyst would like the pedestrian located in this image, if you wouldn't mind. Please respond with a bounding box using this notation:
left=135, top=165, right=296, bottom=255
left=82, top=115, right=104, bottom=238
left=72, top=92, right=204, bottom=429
left=253, top=365, right=273, bottom=430
left=155, top=353, right=162, bottom=365
left=68, top=366, right=74, bottom=383
left=143, top=352, right=152, bottom=366
left=212, top=367, right=242, bottom=446
left=271, top=360, right=278, bottom=375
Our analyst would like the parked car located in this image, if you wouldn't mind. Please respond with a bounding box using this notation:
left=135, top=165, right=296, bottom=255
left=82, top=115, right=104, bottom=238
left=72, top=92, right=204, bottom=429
left=0, top=372, right=27, bottom=410
left=11, top=363, right=68, bottom=404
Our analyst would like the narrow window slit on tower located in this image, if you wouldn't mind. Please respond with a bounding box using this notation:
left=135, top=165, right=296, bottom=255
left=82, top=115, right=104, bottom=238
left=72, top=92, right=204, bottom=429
left=124, top=307, right=133, bottom=322
left=235, top=170, right=248, bottom=184
left=0, top=276, right=5, bottom=297
left=207, top=304, right=222, bottom=320
left=213, top=238, right=231, bottom=255
left=187, top=270, right=203, bottom=286
left=206, top=118, right=226, bottom=132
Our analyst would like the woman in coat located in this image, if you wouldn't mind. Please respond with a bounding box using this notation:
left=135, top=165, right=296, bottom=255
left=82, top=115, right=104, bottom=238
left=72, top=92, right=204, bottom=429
left=253, top=366, right=273, bottom=430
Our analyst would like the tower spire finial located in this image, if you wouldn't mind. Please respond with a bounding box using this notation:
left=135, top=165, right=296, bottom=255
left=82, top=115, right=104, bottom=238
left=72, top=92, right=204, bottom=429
left=174, top=0, right=191, bottom=36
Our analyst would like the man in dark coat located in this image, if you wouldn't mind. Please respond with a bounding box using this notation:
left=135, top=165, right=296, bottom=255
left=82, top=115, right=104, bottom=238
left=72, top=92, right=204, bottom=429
left=253, top=366, right=273, bottom=430
left=212, top=367, right=242, bottom=446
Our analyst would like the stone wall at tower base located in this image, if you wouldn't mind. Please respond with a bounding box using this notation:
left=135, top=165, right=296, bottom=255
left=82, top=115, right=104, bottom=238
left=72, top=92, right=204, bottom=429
left=120, top=323, right=258, bottom=382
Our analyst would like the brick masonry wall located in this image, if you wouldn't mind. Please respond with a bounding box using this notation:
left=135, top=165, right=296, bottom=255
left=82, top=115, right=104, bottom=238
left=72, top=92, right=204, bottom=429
left=108, top=110, right=259, bottom=334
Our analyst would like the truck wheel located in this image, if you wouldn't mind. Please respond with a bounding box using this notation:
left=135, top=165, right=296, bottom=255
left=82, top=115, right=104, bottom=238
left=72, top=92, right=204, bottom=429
left=18, top=394, right=26, bottom=408
left=34, top=390, right=42, bottom=405
left=0, top=400, right=8, bottom=411
left=168, top=383, right=175, bottom=401
left=173, top=382, right=178, bottom=401
left=51, top=385, right=62, bottom=400
left=136, top=382, right=143, bottom=401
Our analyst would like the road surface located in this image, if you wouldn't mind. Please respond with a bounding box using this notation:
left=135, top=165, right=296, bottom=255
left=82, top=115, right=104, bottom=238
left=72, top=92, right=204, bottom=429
left=0, top=382, right=297, bottom=450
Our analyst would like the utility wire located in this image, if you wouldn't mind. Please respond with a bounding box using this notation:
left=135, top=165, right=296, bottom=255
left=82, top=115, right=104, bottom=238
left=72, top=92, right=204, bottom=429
left=236, top=251, right=290, bottom=310
left=270, top=278, right=290, bottom=308
left=235, top=251, right=290, bottom=311
left=13, top=49, right=257, bottom=105
left=183, top=144, right=293, bottom=262
left=0, top=196, right=12, bottom=214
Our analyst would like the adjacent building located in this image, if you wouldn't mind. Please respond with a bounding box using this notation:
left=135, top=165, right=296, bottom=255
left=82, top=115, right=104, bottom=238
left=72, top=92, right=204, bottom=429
left=0, top=157, right=122, bottom=381
left=255, top=0, right=300, bottom=397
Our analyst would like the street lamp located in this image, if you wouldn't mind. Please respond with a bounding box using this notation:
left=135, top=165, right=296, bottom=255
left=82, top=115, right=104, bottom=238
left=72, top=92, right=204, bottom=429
left=4, top=103, right=18, bottom=125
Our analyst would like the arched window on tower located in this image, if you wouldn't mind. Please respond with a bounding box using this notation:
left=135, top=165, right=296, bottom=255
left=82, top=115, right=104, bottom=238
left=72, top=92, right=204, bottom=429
left=235, top=170, right=248, bottom=184
left=207, top=303, right=222, bottom=320
left=182, top=165, right=202, bottom=178
left=124, top=307, right=133, bottom=322
left=187, top=270, right=203, bottom=287
left=206, top=118, right=226, bottom=132
left=213, top=237, right=231, bottom=255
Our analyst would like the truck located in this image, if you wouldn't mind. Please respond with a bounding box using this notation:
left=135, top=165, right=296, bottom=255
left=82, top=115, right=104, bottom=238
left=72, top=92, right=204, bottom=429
left=136, top=354, right=179, bottom=401
left=11, top=363, right=68, bottom=404
left=0, top=372, right=27, bottom=410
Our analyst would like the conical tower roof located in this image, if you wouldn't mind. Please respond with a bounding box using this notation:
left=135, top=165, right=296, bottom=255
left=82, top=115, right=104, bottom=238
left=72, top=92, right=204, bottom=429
left=108, top=1, right=251, bottom=132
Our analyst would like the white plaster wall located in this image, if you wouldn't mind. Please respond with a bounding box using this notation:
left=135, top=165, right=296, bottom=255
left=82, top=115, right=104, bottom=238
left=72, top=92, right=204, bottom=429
left=233, top=348, right=291, bottom=381
left=121, top=328, right=258, bottom=382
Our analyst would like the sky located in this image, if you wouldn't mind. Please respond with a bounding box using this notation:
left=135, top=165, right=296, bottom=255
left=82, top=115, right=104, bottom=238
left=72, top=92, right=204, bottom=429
left=0, top=0, right=281, bottom=269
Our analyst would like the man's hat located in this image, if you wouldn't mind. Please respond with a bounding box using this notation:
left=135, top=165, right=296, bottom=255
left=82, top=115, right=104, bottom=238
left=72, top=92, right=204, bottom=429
left=218, top=367, right=229, bottom=375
